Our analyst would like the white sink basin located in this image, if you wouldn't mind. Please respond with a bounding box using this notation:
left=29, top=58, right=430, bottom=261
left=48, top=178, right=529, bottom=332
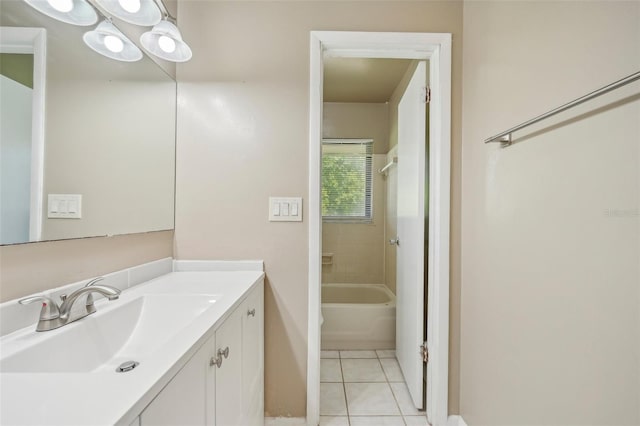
left=0, top=294, right=218, bottom=373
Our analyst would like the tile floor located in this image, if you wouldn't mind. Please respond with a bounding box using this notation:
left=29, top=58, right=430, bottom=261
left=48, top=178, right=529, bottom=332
left=320, top=350, right=428, bottom=426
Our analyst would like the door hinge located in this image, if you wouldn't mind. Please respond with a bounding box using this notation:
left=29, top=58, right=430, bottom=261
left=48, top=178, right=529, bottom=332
left=423, top=86, right=431, bottom=104
left=420, top=342, right=429, bottom=363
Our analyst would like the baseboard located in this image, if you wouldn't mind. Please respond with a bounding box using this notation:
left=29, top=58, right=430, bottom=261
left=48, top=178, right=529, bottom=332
left=265, top=417, right=307, bottom=426
left=267, top=416, right=465, bottom=426
left=447, top=415, right=468, bottom=426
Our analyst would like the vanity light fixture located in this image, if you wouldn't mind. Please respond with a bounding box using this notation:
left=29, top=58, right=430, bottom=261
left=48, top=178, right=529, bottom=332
left=83, top=19, right=143, bottom=62
left=92, top=0, right=161, bottom=26
left=23, top=0, right=98, bottom=26
left=140, top=19, right=192, bottom=63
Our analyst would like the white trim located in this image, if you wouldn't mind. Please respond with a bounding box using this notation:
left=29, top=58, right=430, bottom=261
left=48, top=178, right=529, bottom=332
left=426, top=35, right=452, bottom=426
left=173, top=260, right=265, bottom=272
left=447, top=415, right=468, bottom=426
left=0, top=27, right=47, bottom=242
left=265, top=417, right=307, bottom=426
left=306, top=31, right=323, bottom=426
left=307, top=31, right=451, bottom=426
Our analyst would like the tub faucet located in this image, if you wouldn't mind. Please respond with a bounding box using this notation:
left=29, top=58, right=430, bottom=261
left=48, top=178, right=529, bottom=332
left=18, top=277, right=121, bottom=332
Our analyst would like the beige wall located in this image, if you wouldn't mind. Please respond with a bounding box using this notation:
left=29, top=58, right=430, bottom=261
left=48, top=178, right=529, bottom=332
left=322, top=102, right=388, bottom=286
left=175, top=0, right=463, bottom=416
left=323, top=102, right=389, bottom=153
left=0, top=231, right=173, bottom=302
left=460, top=1, right=640, bottom=425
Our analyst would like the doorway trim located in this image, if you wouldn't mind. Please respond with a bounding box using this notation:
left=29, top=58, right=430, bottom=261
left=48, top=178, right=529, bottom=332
left=0, top=26, right=47, bottom=242
left=307, top=31, right=451, bottom=426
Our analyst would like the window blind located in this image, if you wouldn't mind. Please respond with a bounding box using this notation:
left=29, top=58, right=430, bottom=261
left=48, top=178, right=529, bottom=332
left=321, top=139, right=373, bottom=221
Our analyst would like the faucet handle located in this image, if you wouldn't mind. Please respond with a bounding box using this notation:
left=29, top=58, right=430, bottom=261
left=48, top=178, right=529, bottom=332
left=18, top=295, right=61, bottom=320
left=84, top=277, right=105, bottom=306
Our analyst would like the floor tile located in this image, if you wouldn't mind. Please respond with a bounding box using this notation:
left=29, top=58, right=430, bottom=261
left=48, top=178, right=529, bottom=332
left=320, top=383, right=348, bottom=416
left=321, top=350, right=340, bottom=359
left=379, top=358, right=404, bottom=382
left=404, top=415, right=429, bottom=425
left=375, top=350, right=396, bottom=358
left=389, top=382, right=423, bottom=416
left=342, top=359, right=386, bottom=382
left=350, top=416, right=405, bottom=425
left=340, top=350, right=377, bottom=359
left=345, top=383, right=401, bottom=416
left=321, top=359, right=343, bottom=382
left=319, top=416, right=349, bottom=426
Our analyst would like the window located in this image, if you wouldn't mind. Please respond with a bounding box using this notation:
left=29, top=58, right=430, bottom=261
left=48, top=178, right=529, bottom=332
left=322, top=139, right=373, bottom=221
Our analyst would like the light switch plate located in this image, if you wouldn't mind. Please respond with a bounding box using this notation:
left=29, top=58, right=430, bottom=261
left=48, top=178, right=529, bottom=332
left=48, top=194, right=82, bottom=219
left=269, top=197, right=302, bottom=222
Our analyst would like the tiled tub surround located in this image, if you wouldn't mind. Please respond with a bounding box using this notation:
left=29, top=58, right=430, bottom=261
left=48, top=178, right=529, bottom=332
left=0, top=260, right=264, bottom=425
left=320, top=350, right=428, bottom=426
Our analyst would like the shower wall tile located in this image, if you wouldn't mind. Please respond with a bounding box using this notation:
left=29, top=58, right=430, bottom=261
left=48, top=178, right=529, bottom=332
left=322, top=155, right=387, bottom=285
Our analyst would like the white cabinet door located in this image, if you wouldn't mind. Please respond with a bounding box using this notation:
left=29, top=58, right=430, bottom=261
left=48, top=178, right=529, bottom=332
left=214, top=306, right=243, bottom=426
left=139, top=281, right=264, bottom=426
left=242, top=285, right=264, bottom=426
left=141, top=342, right=209, bottom=426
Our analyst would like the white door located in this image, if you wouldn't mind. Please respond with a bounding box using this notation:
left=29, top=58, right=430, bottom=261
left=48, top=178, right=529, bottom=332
left=395, top=61, right=427, bottom=411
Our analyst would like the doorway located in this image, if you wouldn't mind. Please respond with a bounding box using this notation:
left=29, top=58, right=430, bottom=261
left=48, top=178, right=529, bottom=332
left=0, top=27, right=46, bottom=243
left=308, top=32, right=452, bottom=426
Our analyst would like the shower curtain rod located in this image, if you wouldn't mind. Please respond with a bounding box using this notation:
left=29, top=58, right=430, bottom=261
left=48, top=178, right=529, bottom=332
left=378, top=157, right=397, bottom=175
left=484, top=70, right=640, bottom=145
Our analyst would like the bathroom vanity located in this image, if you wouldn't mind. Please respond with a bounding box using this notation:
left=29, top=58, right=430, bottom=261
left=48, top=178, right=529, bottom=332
left=0, top=269, right=264, bottom=426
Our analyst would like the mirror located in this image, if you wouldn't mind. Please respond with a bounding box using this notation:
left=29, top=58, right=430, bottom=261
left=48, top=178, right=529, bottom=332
left=0, top=0, right=176, bottom=245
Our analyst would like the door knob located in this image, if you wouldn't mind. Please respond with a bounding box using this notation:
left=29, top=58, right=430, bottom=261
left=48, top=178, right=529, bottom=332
left=389, top=237, right=400, bottom=246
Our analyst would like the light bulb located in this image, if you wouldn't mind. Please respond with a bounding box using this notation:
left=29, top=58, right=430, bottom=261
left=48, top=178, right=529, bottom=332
left=104, top=35, right=124, bottom=53
left=158, top=35, right=176, bottom=53
left=47, top=0, right=74, bottom=12
left=118, top=0, right=141, bottom=13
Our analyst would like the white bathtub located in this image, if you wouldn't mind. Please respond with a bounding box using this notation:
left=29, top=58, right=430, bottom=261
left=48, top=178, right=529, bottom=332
left=321, top=283, right=395, bottom=350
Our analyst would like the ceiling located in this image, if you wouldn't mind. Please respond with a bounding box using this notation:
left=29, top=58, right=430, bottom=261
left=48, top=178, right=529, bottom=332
left=323, top=57, right=412, bottom=103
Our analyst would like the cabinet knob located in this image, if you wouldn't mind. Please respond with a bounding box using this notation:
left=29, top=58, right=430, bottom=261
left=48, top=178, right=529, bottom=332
left=219, top=346, right=229, bottom=359
left=210, top=355, right=222, bottom=368
left=210, top=347, right=229, bottom=368
left=247, top=308, right=256, bottom=317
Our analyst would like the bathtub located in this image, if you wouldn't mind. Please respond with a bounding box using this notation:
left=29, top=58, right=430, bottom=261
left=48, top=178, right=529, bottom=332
left=321, top=283, right=395, bottom=350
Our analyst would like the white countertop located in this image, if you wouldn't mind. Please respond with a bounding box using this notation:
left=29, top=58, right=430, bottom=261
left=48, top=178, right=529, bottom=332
left=0, top=271, right=264, bottom=426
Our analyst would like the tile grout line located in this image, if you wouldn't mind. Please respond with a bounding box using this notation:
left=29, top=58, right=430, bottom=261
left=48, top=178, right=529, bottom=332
left=385, top=354, right=408, bottom=426
left=339, top=353, right=352, bottom=426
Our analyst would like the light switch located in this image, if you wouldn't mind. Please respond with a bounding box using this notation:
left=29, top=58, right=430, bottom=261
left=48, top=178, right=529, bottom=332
left=48, top=194, right=82, bottom=219
left=269, top=197, right=303, bottom=222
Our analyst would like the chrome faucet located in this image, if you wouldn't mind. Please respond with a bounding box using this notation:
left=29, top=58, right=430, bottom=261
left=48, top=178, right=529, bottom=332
left=18, top=277, right=121, bottom=332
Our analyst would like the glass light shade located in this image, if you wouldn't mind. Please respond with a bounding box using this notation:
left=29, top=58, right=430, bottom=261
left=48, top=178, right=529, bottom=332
left=92, top=0, right=161, bottom=26
left=22, top=0, right=98, bottom=26
left=83, top=20, right=143, bottom=62
left=140, top=20, right=192, bottom=63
